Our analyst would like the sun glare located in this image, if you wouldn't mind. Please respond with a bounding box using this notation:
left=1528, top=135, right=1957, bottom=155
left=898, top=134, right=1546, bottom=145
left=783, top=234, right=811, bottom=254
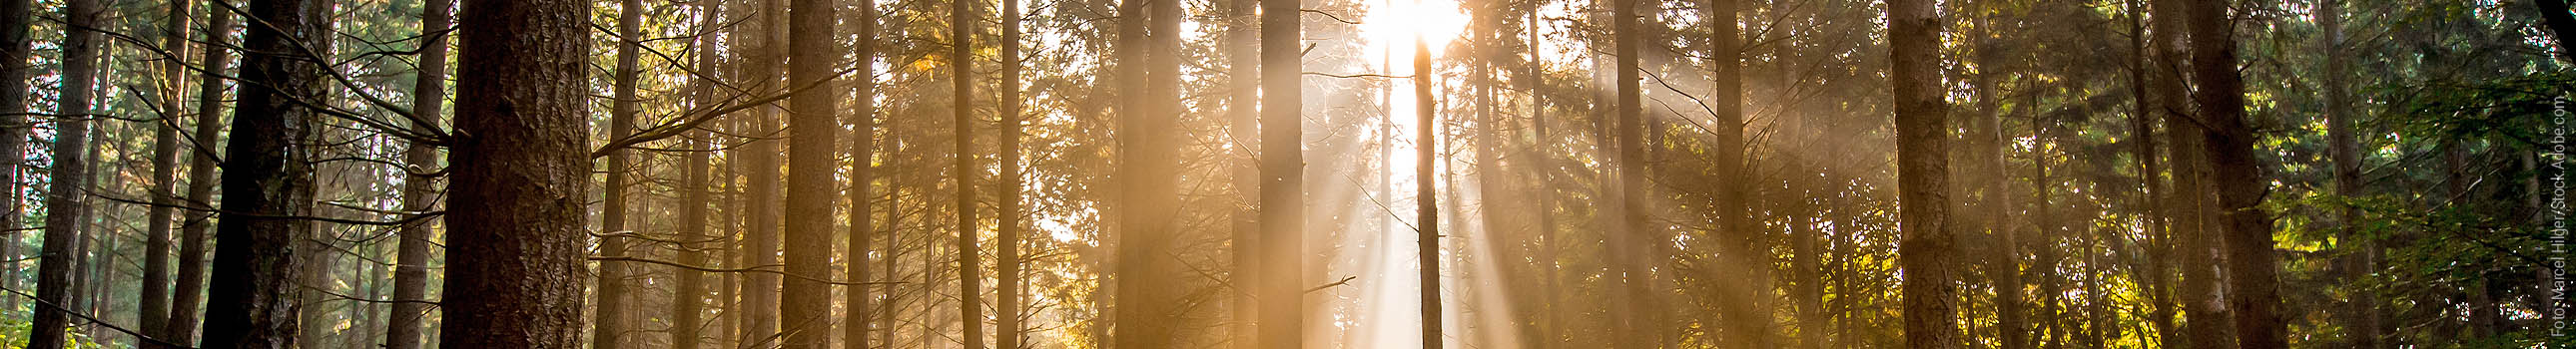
left=1359, top=0, right=1471, bottom=54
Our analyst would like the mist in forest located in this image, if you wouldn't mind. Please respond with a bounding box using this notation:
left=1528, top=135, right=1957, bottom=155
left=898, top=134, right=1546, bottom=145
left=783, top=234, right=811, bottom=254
left=0, top=0, right=2564, bottom=347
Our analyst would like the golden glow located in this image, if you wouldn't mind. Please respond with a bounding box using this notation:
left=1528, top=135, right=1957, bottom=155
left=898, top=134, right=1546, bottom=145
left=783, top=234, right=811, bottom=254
left=1359, top=0, right=1471, bottom=55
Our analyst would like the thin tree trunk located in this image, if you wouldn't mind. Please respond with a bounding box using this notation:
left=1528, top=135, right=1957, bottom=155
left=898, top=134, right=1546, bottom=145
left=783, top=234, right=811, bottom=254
left=439, top=0, right=593, bottom=345
left=2122, top=0, right=2176, bottom=346
left=742, top=0, right=787, bottom=343
left=993, top=0, right=1024, bottom=345
left=196, top=0, right=331, bottom=344
left=948, top=0, right=984, bottom=343
left=2318, top=0, right=2380, bottom=346
left=1256, top=0, right=1306, bottom=341
left=25, top=0, right=102, bottom=345
left=844, top=0, right=875, bottom=344
left=1888, top=0, right=1959, bottom=346
left=1224, top=0, right=1259, bottom=341
left=590, top=0, right=646, bottom=344
left=1411, top=18, right=1442, bottom=349
left=385, top=0, right=448, bottom=347
left=1610, top=0, right=1649, bottom=343
left=1112, top=0, right=1181, bottom=344
left=0, top=0, right=33, bottom=318
left=139, top=0, right=194, bottom=341
left=673, top=4, right=718, bottom=347
left=2185, top=0, right=2283, bottom=346
left=167, top=1, right=237, bottom=343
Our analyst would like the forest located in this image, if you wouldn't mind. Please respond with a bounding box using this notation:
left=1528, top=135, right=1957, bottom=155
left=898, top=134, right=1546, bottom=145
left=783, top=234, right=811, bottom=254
left=0, top=0, right=2565, bottom=346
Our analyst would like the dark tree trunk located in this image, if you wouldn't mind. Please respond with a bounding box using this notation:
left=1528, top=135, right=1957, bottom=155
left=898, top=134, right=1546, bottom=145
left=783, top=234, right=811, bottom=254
left=844, top=0, right=874, bottom=344
left=1610, top=0, right=1649, bottom=343
left=1256, top=0, right=1305, bottom=341
left=1966, top=4, right=2027, bottom=349
left=1223, top=0, right=1258, bottom=342
left=782, top=0, right=840, bottom=343
left=1112, top=0, right=1182, bottom=344
left=742, top=0, right=786, bottom=343
left=2122, top=0, right=2176, bottom=346
left=385, top=0, right=447, bottom=348
left=1888, top=0, right=1959, bottom=347
left=24, top=0, right=100, bottom=345
left=0, top=0, right=29, bottom=317
left=438, top=0, right=593, bottom=345
left=948, top=0, right=985, bottom=343
left=167, top=1, right=236, bottom=343
left=139, top=0, right=193, bottom=342
left=197, top=0, right=332, bottom=344
left=1411, top=20, right=1442, bottom=349
left=993, top=0, right=1024, bottom=345
left=2185, top=0, right=2284, bottom=346
left=590, top=0, right=645, bottom=344
left=2533, top=0, right=2575, bottom=61
left=2318, top=0, right=2381, bottom=347
left=673, top=3, right=717, bottom=347
left=2150, top=0, right=2231, bottom=345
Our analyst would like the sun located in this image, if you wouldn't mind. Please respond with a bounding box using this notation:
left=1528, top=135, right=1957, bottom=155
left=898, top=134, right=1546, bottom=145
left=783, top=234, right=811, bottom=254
left=1359, top=0, right=1472, bottom=55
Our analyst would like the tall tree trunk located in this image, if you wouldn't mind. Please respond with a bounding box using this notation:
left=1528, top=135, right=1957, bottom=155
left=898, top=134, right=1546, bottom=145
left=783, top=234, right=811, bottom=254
left=1224, top=0, right=1259, bottom=341
left=24, top=0, right=101, bottom=345
left=674, top=4, right=719, bottom=348
left=1256, top=0, right=1306, bottom=341
left=591, top=0, right=646, bottom=344
left=440, top=0, right=593, bottom=344
left=1411, top=18, right=1443, bottom=349
left=1888, top=0, right=1959, bottom=347
left=385, top=0, right=448, bottom=347
left=197, top=0, right=330, bottom=344
left=2318, top=0, right=2380, bottom=347
left=843, top=0, right=875, bottom=344
left=169, top=1, right=237, bottom=343
left=948, top=0, right=985, bottom=343
left=0, top=0, right=29, bottom=318
left=1701, top=0, right=1765, bottom=343
left=139, top=0, right=194, bottom=342
left=2122, top=0, right=2176, bottom=346
left=1112, top=0, right=1181, bottom=343
left=742, top=0, right=787, bottom=343
left=1610, top=0, right=1650, bottom=343
left=993, top=0, right=1024, bottom=345
left=2151, top=0, right=2230, bottom=345
left=782, top=0, right=840, bottom=342
left=1967, top=4, right=2028, bottom=348
left=2185, top=0, right=2283, bottom=346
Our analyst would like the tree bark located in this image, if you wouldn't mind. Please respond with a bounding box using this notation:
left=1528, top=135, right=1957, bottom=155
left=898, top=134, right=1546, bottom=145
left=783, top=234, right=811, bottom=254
left=140, top=0, right=194, bottom=342
left=948, top=0, right=985, bottom=344
left=166, top=1, right=237, bottom=343
left=673, top=4, right=718, bottom=348
left=1224, top=0, right=1259, bottom=342
left=384, top=0, right=447, bottom=348
left=2318, top=0, right=2381, bottom=347
left=782, top=0, right=841, bottom=343
left=994, top=0, right=1025, bottom=345
left=1412, top=19, right=1442, bottom=349
left=742, top=0, right=787, bottom=343
left=1256, top=0, right=1306, bottom=341
left=1112, top=0, right=1182, bottom=344
left=589, top=0, right=645, bottom=344
left=24, top=0, right=100, bottom=345
left=196, top=0, right=331, bottom=344
left=1888, top=0, right=1959, bottom=347
left=438, top=0, right=592, bottom=345
left=0, top=0, right=30, bottom=317
left=844, top=0, right=875, bottom=344
left=2185, top=0, right=2284, bottom=346
left=1610, top=0, right=1651, bottom=343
